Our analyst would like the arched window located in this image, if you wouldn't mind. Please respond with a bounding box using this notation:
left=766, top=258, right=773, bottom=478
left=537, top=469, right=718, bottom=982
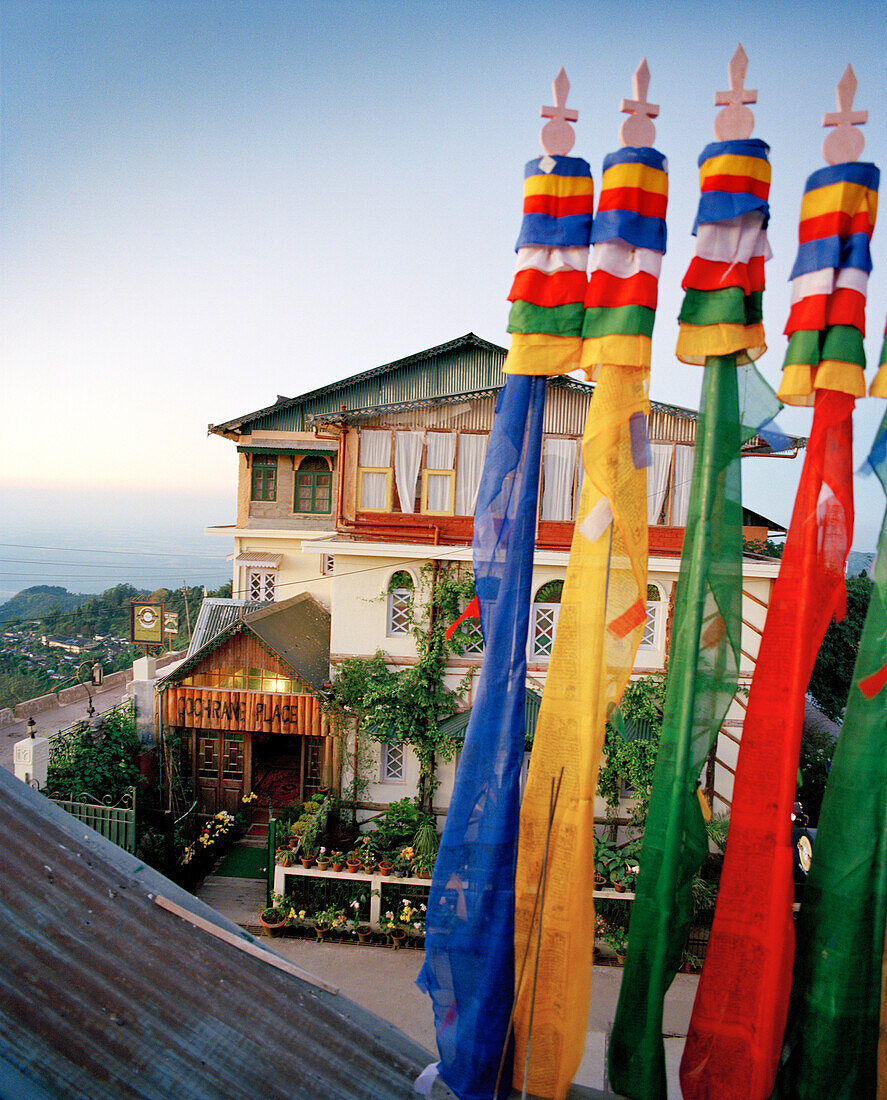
left=532, top=579, right=563, bottom=657
left=386, top=570, right=414, bottom=636
left=294, top=455, right=333, bottom=514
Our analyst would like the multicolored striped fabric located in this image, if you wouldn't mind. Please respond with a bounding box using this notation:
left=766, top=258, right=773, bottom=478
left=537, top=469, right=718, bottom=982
left=677, top=139, right=772, bottom=365
left=505, top=155, right=593, bottom=376
left=581, top=146, right=668, bottom=377
left=875, top=317, right=887, bottom=398
left=779, top=161, right=880, bottom=405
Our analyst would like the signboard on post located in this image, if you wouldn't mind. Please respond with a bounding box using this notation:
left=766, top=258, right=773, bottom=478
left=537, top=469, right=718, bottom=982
left=163, top=612, right=179, bottom=635
left=131, top=601, right=164, bottom=646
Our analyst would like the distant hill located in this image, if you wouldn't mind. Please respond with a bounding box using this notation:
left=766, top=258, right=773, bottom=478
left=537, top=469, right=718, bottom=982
left=0, top=585, right=93, bottom=626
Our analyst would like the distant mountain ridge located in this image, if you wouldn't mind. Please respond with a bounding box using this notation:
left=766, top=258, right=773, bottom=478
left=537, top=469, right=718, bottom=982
left=0, top=585, right=93, bottom=626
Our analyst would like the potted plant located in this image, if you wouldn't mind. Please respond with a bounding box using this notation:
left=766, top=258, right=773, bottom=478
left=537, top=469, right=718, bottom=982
left=316, top=847, right=330, bottom=871
left=277, top=850, right=295, bottom=868
left=330, top=850, right=345, bottom=872
left=259, top=905, right=286, bottom=937
left=346, top=851, right=362, bottom=873
left=603, top=922, right=628, bottom=964
left=300, top=850, right=315, bottom=869
left=314, top=903, right=347, bottom=942
left=414, top=855, right=434, bottom=880
left=378, top=854, right=394, bottom=876
left=356, top=924, right=373, bottom=945
left=394, top=846, right=414, bottom=878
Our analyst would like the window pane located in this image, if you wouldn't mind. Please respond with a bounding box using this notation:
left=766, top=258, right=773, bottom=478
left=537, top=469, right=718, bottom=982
left=387, top=588, right=412, bottom=635
left=382, top=741, right=405, bottom=782
left=533, top=605, right=559, bottom=656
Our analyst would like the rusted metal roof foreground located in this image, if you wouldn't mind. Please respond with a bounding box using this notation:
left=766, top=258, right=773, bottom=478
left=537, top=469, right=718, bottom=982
left=0, top=765, right=453, bottom=1099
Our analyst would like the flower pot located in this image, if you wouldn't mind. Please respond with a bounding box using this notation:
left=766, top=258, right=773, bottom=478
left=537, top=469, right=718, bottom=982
left=301, top=857, right=315, bottom=869
left=615, top=952, right=625, bottom=966
left=363, top=864, right=377, bottom=876
left=347, top=860, right=362, bottom=874
left=314, top=921, right=330, bottom=943
left=379, top=861, right=393, bottom=877
left=594, top=874, right=606, bottom=889
left=357, top=925, right=373, bottom=945
left=332, top=862, right=344, bottom=873
left=613, top=881, right=626, bottom=893
left=316, top=859, right=330, bottom=871
left=389, top=928, right=406, bottom=949
left=259, top=912, right=286, bottom=937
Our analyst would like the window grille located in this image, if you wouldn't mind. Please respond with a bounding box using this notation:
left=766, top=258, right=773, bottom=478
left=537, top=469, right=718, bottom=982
left=321, top=554, right=334, bottom=576
left=386, top=571, right=414, bottom=636
left=532, top=604, right=560, bottom=657
left=249, top=570, right=276, bottom=602
left=640, top=584, right=662, bottom=649
left=387, top=588, right=412, bottom=635
left=381, top=741, right=405, bottom=782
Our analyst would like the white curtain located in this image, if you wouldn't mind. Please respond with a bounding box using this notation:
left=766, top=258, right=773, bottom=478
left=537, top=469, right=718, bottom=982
left=671, top=446, right=695, bottom=525
left=426, top=432, right=456, bottom=470
left=426, top=433, right=456, bottom=512
left=360, top=430, right=391, bottom=510
left=455, top=434, right=488, bottom=515
left=360, top=429, right=391, bottom=466
left=394, top=431, right=423, bottom=513
left=540, top=438, right=577, bottom=522
left=647, top=444, right=673, bottom=525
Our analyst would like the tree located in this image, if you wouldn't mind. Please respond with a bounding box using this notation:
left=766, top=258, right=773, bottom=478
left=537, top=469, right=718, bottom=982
left=323, top=564, right=473, bottom=815
left=807, top=573, right=872, bottom=721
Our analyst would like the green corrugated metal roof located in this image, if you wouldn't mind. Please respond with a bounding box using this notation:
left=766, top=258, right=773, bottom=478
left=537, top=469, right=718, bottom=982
left=439, top=687, right=541, bottom=741
left=210, top=333, right=509, bottom=436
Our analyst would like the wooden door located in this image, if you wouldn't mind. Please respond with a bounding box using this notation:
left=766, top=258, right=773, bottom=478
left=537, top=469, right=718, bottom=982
left=196, top=730, right=245, bottom=814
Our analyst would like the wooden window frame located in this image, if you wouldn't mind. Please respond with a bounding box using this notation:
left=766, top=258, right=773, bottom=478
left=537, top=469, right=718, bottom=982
left=250, top=455, right=278, bottom=502
left=420, top=469, right=456, bottom=516
left=294, top=463, right=333, bottom=515
left=357, top=467, right=393, bottom=512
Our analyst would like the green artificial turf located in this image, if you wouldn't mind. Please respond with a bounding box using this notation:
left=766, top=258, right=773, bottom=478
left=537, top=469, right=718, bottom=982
left=213, top=844, right=268, bottom=880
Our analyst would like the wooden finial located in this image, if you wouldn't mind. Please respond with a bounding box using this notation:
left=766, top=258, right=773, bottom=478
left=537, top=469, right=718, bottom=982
left=540, top=67, right=577, bottom=157
left=619, top=58, right=659, bottom=148
left=714, top=44, right=756, bottom=140
left=822, top=65, right=867, bottom=165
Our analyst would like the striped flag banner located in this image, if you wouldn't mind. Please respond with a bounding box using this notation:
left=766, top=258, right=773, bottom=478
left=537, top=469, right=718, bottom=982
left=771, top=406, right=887, bottom=1098
left=610, top=137, right=778, bottom=1100
left=512, top=143, right=667, bottom=1099
left=681, top=158, right=878, bottom=1100
left=417, top=149, right=592, bottom=1100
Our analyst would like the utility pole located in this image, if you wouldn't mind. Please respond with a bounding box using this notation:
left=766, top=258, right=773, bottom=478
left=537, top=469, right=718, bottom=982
left=181, top=583, right=192, bottom=642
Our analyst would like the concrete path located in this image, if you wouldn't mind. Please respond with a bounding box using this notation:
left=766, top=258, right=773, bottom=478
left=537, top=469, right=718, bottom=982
left=196, top=848, right=698, bottom=1099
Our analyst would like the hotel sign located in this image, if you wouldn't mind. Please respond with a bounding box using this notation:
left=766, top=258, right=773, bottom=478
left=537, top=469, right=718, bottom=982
left=166, top=686, right=321, bottom=737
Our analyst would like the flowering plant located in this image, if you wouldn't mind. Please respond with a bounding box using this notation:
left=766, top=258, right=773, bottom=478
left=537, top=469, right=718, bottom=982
left=241, top=791, right=258, bottom=804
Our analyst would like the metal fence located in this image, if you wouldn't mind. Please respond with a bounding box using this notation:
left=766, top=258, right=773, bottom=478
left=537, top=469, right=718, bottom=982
left=50, top=786, right=137, bottom=853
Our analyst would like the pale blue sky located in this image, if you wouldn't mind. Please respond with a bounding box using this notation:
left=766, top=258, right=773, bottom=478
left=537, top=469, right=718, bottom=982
left=3, top=0, right=887, bottom=548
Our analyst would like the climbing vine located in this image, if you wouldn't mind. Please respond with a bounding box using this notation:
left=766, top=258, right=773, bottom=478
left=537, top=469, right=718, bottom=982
left=597, top=674, right=668, bottom=835
left=324, top=563, right=477, bottom=814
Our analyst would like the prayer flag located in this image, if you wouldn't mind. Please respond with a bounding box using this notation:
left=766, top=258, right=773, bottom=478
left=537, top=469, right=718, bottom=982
left=771, top=408, right=887, bottom=1098
left=681, top=156, right=878, bottom=1100
left=610, top=138, right=778, bottom=1100
left=512, top=142, right=667, bottom=1099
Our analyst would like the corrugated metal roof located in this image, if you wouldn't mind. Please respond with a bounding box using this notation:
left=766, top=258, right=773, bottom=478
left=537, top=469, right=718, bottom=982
left=234, top=552, right=285, bottom=567
left=186, top=598, right=270, bottom=657
left=164, top=594, right=331, bottom=691
left=208, top=331, right=805, bottom=456
left=0, top=765, right=452, bottom=1099
left=438, top=687, right=541, bottom=741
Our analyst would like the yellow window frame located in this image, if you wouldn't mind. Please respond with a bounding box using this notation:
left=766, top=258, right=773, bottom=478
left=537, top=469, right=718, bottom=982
left=421, top=469, right=456, bottom=516
left=357, top=467, right=392, bottom=512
